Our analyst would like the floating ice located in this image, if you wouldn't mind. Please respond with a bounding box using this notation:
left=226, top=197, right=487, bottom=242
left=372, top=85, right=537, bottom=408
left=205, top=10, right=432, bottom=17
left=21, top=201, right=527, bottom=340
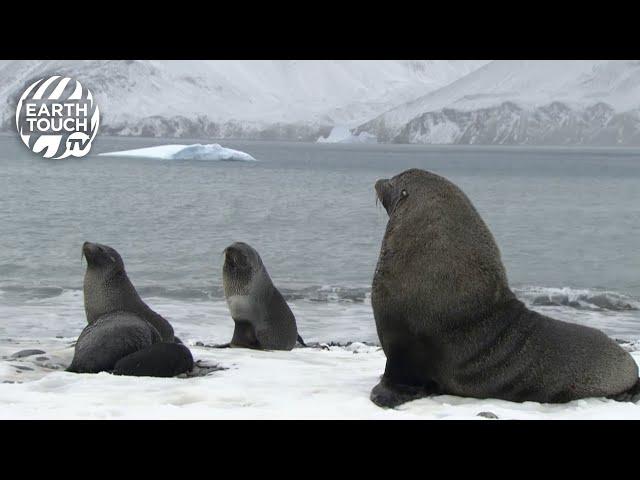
left=317, top=126, right=377, bottom=144
left=98, top=144, right=257, bottom=162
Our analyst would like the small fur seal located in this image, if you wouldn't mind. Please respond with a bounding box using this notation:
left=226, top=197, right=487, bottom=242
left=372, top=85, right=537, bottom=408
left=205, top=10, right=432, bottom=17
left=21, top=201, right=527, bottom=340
left=371, top=168, right=639, bottom=408
left=68, top=242, right=192, bottom=377
left=222, top=242, right=303, bottom=350
left=67, top=311, right=160, bottom=373
left=67, top=311, right=193, bottom=376
left=113, top=342, right=194, bottom=377
left=82, top=242, right=175, bottom=342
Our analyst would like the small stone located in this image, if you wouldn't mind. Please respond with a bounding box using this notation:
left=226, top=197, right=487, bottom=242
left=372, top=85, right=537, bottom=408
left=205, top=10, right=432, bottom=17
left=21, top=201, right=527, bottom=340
left=477, top=411, right=499, bottom=419
left=195, top=341, right=204, bottom=347
left=36, top=356, right=49, bottom=361
left=11, top=349, right=45, bottom=358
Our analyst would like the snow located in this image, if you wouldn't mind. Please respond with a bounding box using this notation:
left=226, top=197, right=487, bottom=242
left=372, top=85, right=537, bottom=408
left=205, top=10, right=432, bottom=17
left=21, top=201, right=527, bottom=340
left=0, top=60, right=489, bottom=133
left=359, top=60, right=640, bottom=142
left=383, top=61, right=640, bottom=122
left=1, top=339, right=639, bottom=419
left=5, top=60, right=640, bottom=144
left=1, top=288, right=639, bottom=419
left=98, top=144, right=257, bottom=162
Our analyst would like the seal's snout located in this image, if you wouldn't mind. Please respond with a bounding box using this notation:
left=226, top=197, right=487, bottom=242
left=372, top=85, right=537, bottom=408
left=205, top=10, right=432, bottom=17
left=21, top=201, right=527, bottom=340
left=82, top=241, right=110, bottom=265
left=82, top=241, right=97, bottom=260
left=223, top=245, right=247, bottom=269
left=375, top=179, right=394, bottom=214
left=375, top=179, right=390, bottom=201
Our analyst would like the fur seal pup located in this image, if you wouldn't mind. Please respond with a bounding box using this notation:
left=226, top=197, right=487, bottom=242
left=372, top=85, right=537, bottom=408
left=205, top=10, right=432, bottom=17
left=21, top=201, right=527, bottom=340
left=222, top=242, right=303, bottom=350
left=67, top=311, right=161, bottom=374
left=70, top=242, right=193, bottom=377
left=67, top=311, right=193, bottom=376
left=113, top=342, right=194, bottom=377
left=82, top=242, right=175, bottom=342
left=371, top=168, right=639, bottom=408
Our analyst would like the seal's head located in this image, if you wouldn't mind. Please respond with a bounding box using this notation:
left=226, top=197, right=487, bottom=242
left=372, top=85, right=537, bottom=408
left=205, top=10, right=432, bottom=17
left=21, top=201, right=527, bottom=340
left=373, top=168, right=512, bottom=325
left=222, top=242, right=265, bottom=296
left=82, top=241, right=139, bottom=325
left=375, top=168, right=466, bottom=218
left=82, top=242, right=125, bottom=276
left=375, top=178, right=409, bottom=216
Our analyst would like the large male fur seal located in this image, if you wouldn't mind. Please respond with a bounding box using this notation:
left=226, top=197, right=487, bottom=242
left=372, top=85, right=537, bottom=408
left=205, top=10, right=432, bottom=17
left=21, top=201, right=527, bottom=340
left=222, top=242, right=303, bottom=350
left=82, top=242, right=175, bottom=342
left=67, top=242, right=192, bottom=377
left=371, top=168, right=640, bottom=407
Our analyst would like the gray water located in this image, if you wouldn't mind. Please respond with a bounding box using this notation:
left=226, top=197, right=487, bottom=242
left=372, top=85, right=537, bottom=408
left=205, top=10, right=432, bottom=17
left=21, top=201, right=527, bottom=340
left=1, top=134, right=640, bottom=340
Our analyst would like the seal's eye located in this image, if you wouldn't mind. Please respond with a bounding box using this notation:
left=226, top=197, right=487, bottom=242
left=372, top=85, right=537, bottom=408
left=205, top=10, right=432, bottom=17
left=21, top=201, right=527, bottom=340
left=401, top=189, right=408, bottom=198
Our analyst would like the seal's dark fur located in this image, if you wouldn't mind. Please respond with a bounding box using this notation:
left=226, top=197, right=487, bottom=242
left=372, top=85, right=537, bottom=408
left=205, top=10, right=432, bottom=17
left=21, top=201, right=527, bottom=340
left=222, top=242, right=300, bottom=350
left=68, top=242, right=192, bottom=377
left=371, top=169, right=638, bottom=407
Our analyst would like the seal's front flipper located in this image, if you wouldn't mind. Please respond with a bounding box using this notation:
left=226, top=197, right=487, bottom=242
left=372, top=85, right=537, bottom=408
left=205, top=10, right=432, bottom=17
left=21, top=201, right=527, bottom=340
left=611, top=378, right=640, bottom=403
left=113, top=342, right=194, bottom=377
left=370, top=376, right=435, bottom=409
left=631, top=379, right=640, bottom=403
left=296, top=334, right=307, bottom=347
left=230, top=320, right=260, bottom=349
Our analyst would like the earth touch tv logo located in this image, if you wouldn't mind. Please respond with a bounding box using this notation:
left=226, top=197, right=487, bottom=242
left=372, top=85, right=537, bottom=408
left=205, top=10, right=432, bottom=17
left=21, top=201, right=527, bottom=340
left=15, top=76, right=100, bottom=159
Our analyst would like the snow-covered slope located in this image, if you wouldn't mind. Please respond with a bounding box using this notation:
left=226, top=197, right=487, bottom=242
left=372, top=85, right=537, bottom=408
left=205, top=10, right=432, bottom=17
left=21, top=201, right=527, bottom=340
left=356, top=60, right=640, bottom=145
left=0, top=60, right=488, bottom=141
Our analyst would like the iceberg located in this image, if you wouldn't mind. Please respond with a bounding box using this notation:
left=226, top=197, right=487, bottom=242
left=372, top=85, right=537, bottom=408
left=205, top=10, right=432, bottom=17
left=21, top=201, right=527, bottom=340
left=98, top=143, right=257, bottom=162
left=317, top=126, right=378, bottom=144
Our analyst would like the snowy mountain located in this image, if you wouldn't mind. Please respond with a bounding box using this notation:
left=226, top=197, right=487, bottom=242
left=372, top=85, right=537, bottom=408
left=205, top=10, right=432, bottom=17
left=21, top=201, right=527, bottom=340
left=355, top=60, right=640, bottom=145
left=0, top=60, right=487, bottom=141
left=6, top=60, right=639, bottom=145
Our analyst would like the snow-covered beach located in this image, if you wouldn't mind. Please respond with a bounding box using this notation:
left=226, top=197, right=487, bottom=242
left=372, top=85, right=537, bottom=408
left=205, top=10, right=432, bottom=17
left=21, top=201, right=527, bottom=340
left=1, top=290, right=640, bottom=420
left=3, top=340, right=640, bottom=420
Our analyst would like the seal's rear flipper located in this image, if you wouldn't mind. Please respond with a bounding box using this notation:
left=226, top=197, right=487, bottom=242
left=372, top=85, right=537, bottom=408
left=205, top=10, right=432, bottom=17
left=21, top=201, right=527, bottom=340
left=611, top=378, right=640, bottom=403
left=113, top=343, right=194, bottom=378
left=370, top=377, right=435, bottom=409
left=296, top=334, right=306, bottom=347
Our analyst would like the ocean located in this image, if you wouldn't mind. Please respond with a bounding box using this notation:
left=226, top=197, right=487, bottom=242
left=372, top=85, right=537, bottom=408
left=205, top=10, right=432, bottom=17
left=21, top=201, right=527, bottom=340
left=1, top=134, right=640, bottom=347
